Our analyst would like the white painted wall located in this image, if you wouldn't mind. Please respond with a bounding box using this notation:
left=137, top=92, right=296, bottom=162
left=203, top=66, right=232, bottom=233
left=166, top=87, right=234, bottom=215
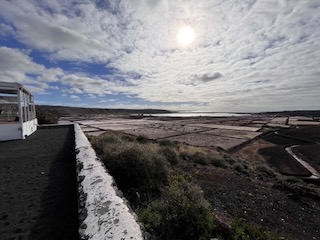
left=0, top=123, right=21, bottom=141
left=22, top=118, right=38, bottom=139
left=0, top=118, right=38, bottom=141
left=74, top=124, right=143, bottom=240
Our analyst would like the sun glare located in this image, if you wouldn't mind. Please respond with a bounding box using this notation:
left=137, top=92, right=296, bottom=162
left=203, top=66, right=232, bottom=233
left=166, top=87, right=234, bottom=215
left=177, top=26, right=195, bottom=46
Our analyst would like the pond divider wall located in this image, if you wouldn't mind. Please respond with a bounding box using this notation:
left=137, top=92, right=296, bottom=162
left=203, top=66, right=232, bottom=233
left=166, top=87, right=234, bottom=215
left=74, top=124, right=143, bottom=240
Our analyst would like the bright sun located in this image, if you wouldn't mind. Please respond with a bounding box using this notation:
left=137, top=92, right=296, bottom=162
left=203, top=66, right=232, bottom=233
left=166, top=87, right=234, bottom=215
left=177, top=26, right=195, bottom=46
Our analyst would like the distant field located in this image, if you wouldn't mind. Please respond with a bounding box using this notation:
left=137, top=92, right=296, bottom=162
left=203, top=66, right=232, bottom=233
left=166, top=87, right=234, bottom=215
left=259, top=146, right=311, bottom=176
left=293, top=145, right=320, bottom=173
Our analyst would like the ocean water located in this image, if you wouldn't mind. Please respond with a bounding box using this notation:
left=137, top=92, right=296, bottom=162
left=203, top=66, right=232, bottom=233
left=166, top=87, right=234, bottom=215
left=149, top=112, right=250, bottom=117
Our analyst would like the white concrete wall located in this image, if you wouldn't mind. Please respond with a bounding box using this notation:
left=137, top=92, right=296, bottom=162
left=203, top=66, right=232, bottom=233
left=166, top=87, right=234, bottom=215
left=0, top=118, right=37, bottom=141
left=22, top=118, right=38, bottom=139
left=74, top=124, right=143, bottom=240
left=0, top=123, right=21, bottom=141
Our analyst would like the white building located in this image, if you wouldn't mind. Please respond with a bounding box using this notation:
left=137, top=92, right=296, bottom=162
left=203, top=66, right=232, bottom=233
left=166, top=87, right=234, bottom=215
left=0, top=82, right=38, bottom=141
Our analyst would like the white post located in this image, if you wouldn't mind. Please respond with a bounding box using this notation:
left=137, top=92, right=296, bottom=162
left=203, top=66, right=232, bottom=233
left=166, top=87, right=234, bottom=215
left=26, top=92, right=30, bottom=121
left=23, top=92, right=27, bottom=122
left=17, top=89, right=23, bottom=139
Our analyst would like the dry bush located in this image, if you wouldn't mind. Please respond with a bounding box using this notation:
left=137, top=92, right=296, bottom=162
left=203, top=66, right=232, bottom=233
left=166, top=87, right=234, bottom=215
left=208, top=153, right=227, bottom=168
left=36, top=109, right=58, bottom=124
left=179, top=146, right=227, bottom=167
left=91, top=132, right=169, bottom=201
left=159, top=146, right=179, bottom=165
left=232, top=219, right=287, bottom=240
left=256, top=164, right=275, bottom=177
left=102, top=142, right=169, bottom=192
left=139, top=174, right=214, bottom=240
left=233, top=163, right=249, bottom=175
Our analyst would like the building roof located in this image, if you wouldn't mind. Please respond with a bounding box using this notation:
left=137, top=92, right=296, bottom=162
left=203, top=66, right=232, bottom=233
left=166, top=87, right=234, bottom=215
left=0, top=82, right=33, bottom=96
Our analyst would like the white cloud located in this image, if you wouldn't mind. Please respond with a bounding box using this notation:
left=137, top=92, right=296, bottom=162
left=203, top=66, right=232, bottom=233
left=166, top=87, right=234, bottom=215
left=70, top=95, right=80, bottom=100
left=0, top=47, right=129, bottom=97
left=86, top=94, right=97, bottom=99
left=1, top=0, right=320, bottom=111
left=0, top=47, right=63, bottom=93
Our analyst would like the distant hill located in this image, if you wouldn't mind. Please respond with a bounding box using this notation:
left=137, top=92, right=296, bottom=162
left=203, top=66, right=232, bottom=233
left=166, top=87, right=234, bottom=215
left=258, top=110, right=320, bottom=117
left=35, top=105, right=171, bottom=117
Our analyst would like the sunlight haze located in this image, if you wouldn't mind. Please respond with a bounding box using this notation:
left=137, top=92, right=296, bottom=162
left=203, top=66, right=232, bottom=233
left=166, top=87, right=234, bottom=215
left=177, top=26, right=195, bottom=46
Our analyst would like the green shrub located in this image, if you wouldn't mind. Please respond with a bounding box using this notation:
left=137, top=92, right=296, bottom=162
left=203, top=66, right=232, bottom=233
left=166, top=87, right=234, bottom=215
left=211, top=158, right=227, bottom=168
left=256, top=165, right=275, bottom=177
left=179, top=149, right=228, bottom=167
left=136, top=135, right=149, bottom=143
left=208, top=153, right=227, bottom=168
left=101, top=142, right=169, bottom=193
left=121, top=134, right=136, bottom=142
left=159, top=139, right=178, bottom=147
left=224, top=154, right=236, bottom=165
left=193, top=151, right=210, bottom=165
left=36, top=109, right=58, bottom=124
left=285, top=176, right=299, bottom=183
left=232, top=219, right=286, bottom=240
left=139, top=201, right=162, bottom=233
left=159, top=146, right=179, bottom=165
left=179, top=149, right=210, bottom=165
left=139, top=174, right=214, bottom=240
left=233, top=163, right=249, bottom=175
left=90, top=132, right=122, bottom=155
left=179, top=150, right=192, bottom=161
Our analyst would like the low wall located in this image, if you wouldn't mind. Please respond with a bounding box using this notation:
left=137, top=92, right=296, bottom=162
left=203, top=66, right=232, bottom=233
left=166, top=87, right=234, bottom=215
left=0, top=119, right=38, bottom=141
left=74, top=124, right=143, bottom=240
left=22, top=118, right=38, bottom=138
left=0, top=122, right=21, bottom=141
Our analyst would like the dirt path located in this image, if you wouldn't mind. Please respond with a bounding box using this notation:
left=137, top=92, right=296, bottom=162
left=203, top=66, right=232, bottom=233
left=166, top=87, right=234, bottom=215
left=0, top=126, right=79, bottom=240
left=286, top=145, right=320, bottom=178
left=232, top=138, right=275, bottom=164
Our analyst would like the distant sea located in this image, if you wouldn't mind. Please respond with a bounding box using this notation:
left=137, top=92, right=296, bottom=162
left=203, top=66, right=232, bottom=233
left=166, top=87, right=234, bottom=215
left=149, top=112, right=250, bottom=117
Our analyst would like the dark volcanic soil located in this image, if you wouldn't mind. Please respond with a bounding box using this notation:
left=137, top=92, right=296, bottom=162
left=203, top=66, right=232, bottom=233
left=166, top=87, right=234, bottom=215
left=259, top=129, right=319, bottom=176
left=261, top=132, right=308, bottom=146
left=259, top=146, right=311, bottom=176
left=293, top=144, right=320, bottom=173
left=279, top=126, right=320, bottom=143
left=0, top=126, right=79, bottom=240
left=177, top=162, right=320, bottom=240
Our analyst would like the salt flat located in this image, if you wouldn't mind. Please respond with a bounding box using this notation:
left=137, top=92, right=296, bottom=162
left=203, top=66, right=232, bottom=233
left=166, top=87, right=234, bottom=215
left=188, top=124, right=261, bottom=132
left=166, top=133, right=247, bottom=150
left=202, top=129, right=262, bottom=140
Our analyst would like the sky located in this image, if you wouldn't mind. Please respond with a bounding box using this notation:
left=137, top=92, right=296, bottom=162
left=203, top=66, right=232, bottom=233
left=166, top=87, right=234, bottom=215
left=0, top=0, right=319, bottom=112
